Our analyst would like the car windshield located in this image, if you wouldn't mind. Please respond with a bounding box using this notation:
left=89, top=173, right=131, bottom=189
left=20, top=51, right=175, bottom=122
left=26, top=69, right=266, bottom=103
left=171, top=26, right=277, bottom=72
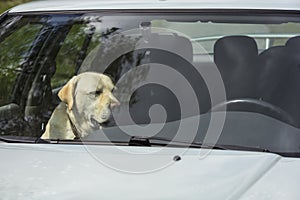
left=1, top=11, right=300, bottom=157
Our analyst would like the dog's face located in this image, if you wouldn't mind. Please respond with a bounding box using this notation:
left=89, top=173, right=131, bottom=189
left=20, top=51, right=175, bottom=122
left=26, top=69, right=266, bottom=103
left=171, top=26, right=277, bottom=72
left=58, top=72, right=119, bottom=131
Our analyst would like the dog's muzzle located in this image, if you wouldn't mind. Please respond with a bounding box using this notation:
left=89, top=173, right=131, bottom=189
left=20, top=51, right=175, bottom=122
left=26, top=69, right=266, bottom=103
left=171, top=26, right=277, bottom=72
left=90, top=110, right=111, bottom=128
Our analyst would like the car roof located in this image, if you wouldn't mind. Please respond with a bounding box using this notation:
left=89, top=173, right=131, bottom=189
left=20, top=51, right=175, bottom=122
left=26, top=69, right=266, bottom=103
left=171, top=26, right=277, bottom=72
left=8, top=0, right=300, bottom=13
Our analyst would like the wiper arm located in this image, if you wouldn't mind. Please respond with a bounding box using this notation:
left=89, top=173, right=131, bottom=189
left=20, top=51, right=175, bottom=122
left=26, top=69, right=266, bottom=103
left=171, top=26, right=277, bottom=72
left=128, top=136, right=227, bottom=149
left=128, top=136, right=272, bottom=152
left=211, top=144, right=271, bottom=152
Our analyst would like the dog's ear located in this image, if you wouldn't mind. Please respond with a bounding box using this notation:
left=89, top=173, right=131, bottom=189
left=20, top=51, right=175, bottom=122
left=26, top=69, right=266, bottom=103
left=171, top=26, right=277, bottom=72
left=58, top=76, right=77, bottom=110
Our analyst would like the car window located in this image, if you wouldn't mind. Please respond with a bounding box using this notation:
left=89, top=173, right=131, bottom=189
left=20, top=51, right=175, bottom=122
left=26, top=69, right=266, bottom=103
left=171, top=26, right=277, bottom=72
left=0, top=22, right=42, bottom=106
left=1, top=12, right=300, bottom=157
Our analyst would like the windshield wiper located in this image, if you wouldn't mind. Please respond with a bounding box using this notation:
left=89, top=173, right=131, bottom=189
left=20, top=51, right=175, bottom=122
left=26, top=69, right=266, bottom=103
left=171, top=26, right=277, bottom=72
left=0, top=135, right=271, bottom=153
left=0, top=135, right=49, bottom=143
left=128, top=136, right=227, bottom=149
left=39, top=136, right=218, bottom=148
left=128, top=136, right=272, bottom=153
left=212, top=144, right=271, bottom=152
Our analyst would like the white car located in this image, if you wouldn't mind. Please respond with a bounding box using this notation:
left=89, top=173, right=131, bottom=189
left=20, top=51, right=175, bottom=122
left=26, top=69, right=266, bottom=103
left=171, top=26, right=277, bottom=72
left=1, top=0, right=300, bottom=199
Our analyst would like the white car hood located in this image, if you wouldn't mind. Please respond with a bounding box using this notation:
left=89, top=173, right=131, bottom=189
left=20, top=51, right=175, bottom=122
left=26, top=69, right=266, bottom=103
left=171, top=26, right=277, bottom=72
left=0, top=143, right=299, bottom=200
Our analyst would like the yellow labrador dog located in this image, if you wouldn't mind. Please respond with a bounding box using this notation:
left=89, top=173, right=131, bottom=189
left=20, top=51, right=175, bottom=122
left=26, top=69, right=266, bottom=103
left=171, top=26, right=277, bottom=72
left=41, top=72, right=119, bottom=140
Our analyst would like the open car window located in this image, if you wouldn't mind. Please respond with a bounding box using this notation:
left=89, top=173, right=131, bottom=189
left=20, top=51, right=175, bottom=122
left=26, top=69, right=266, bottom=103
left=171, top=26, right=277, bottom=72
left=0, top=12, right=300, bottom=157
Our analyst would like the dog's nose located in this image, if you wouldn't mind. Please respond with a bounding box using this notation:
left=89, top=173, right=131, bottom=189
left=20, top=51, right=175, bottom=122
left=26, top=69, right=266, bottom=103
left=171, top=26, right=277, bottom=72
left=110, top=101, right=120, bottom=109
left=110, top=96, right=120, bottom=109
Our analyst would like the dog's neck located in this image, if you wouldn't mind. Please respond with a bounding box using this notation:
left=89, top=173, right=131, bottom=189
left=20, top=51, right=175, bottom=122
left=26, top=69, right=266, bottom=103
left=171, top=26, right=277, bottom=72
left=66, top=108, right=93, bottom=138
left=67, top=113, right=81, bottom=139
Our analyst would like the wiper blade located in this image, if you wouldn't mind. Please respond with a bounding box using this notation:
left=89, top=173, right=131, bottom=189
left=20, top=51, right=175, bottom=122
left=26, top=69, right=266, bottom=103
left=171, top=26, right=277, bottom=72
left=43, top=138, right=129, bottom=146
left=0, top=135, right=49, bottom=144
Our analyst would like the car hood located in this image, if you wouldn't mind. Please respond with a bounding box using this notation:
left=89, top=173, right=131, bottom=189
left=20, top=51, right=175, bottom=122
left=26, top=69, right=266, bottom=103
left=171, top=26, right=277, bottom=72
left=0, top=143, right=299, bottom=200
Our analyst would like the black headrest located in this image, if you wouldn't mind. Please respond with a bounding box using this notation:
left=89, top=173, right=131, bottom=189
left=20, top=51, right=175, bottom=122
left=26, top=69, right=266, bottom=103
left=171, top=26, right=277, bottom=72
left=286, top=36, right=300, bottom=49
left=214, top=35, right=258, bottom=67
left=258, top=46, right=289, bottom=82
left=285, top=36, right=300, bottom=63
left=259, top=45, right=297, bottom=71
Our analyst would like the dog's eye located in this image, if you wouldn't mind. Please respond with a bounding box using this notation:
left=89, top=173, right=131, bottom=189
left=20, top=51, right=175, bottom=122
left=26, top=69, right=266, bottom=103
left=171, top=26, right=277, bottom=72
left=95, top=89, right=103, bottom=96
left=89, top=89, right=102, bottom=98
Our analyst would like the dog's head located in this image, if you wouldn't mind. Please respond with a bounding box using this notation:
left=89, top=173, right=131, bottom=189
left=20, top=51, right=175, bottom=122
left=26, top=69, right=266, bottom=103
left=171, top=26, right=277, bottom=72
left=58, top=72, right=120, bottom=131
